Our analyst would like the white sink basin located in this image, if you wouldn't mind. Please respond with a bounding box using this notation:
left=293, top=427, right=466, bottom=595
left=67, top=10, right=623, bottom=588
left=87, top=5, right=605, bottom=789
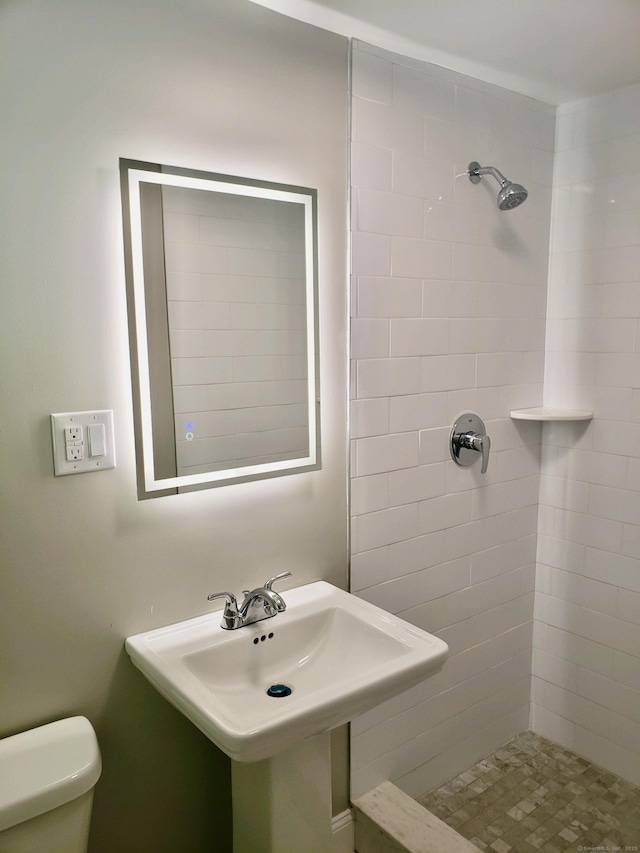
left=125, top=581, right=448, bottom=762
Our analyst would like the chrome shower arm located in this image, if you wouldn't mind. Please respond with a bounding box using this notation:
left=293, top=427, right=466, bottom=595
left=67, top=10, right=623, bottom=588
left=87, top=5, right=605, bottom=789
left=468, top=162, right=508, bottom=187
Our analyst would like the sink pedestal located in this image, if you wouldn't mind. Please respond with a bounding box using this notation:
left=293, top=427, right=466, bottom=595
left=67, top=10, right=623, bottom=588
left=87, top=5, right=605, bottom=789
left=232, top=731, right=334, bottom=853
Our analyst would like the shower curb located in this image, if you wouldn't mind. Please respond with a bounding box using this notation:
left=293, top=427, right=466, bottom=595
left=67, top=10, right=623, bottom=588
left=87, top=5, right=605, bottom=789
left=352, top=781, right=481, bottom=853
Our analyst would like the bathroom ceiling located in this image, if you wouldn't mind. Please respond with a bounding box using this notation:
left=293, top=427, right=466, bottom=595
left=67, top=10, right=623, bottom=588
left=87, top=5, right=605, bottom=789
left=247, top=0, right=640, bottom=105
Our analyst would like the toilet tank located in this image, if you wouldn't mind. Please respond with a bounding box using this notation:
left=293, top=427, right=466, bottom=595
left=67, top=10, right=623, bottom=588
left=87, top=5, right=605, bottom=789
left=0, top=716, right=101, bottom=853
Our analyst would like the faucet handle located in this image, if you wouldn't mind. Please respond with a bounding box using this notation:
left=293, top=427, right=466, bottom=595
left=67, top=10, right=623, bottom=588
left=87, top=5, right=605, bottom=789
left=476, top=433, right=491, bottom=474
left=207, top=591, right=240, bottom=630
left=207, top=590, right=238, bottom=607
left=263, top=572, right=292, bottom=590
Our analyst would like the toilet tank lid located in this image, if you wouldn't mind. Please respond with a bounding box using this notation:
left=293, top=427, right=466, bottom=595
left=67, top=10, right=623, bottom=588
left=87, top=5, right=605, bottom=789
left=0, top=716, right=102, bottom=832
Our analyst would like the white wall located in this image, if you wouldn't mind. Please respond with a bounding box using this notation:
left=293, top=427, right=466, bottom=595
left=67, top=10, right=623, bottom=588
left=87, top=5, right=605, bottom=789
left=533, top=84, right=640, bottom=786
left=349, top=42, right=554, bottom=800
left=0, top=1, right=348, bottom=850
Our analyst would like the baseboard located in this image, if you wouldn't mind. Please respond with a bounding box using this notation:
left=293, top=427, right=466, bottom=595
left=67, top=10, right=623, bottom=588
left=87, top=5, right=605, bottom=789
left=332, top=808, right=355, bottom=853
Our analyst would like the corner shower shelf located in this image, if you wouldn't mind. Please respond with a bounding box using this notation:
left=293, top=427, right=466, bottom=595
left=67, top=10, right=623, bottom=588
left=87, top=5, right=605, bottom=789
left=510, top=407, right=593, bottom=422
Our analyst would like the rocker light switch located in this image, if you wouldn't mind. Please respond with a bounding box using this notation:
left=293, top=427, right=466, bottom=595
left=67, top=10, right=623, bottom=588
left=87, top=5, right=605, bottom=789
left=51, top=410, right=115, bottom=475
left=88, top=423, right=106, bottom=457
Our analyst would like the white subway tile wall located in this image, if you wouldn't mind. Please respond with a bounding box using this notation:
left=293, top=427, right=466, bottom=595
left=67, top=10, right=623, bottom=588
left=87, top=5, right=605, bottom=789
left=351, top=42, right=640, bottom=800
left=349, top=42, right=553, bottom=800
left=162, top=185, right=310, bottom=474
left=534, top=83, right=640, bottom=786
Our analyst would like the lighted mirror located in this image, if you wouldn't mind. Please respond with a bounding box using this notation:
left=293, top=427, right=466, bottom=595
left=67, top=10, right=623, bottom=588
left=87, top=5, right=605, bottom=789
left=120, top=160, right=320, bottom=498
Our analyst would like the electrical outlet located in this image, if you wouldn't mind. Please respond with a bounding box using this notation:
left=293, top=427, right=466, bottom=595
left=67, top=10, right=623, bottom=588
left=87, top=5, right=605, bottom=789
left=65, top=443, right=84, bottom=462
left=51, top=411, right=116, bottom=476
left=64, top=426, right=82, bottom=443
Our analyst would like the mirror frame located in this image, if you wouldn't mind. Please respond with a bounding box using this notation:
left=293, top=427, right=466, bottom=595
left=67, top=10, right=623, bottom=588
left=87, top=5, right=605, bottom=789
left=120, top=159, right=320, bottom=498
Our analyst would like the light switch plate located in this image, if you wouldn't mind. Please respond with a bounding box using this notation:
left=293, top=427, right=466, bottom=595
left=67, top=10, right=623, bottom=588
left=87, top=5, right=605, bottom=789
left=51, top=410, right=116, bottom=476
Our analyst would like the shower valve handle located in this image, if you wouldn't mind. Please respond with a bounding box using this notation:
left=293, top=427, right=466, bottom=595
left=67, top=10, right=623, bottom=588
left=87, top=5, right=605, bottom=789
left=450, top=413, right=491, bottom=474
left=458, top=431, right=491, bottom=474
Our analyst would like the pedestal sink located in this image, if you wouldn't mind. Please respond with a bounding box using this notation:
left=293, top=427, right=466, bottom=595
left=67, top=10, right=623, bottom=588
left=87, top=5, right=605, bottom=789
left=126, top=581, right=448, bottom=851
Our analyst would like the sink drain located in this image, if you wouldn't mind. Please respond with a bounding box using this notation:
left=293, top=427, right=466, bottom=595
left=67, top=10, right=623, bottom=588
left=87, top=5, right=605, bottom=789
left=266, top=683, right=292, bottom=698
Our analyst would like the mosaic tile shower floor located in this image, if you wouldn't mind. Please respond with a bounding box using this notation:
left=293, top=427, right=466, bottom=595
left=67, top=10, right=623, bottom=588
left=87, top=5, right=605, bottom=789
left=418, top=731, right=640, bottom=853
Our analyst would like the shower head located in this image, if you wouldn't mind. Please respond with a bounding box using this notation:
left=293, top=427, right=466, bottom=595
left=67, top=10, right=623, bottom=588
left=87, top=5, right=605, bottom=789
left=468, top=161, right=528, bottom=210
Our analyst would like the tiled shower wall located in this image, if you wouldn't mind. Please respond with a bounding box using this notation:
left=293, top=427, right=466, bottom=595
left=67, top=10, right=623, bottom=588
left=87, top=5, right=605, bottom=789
left=349, top=42, right=554, bottom=799
left=533, top=84, right=640, bottom=786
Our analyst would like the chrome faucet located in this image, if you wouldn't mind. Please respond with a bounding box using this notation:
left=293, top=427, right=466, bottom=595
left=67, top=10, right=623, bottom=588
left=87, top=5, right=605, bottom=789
left=207, top=572, right=292, bottom=630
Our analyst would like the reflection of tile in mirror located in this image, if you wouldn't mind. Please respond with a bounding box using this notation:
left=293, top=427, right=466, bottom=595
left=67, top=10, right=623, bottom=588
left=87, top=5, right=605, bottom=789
left=161, top=185, right=309, bottom=476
